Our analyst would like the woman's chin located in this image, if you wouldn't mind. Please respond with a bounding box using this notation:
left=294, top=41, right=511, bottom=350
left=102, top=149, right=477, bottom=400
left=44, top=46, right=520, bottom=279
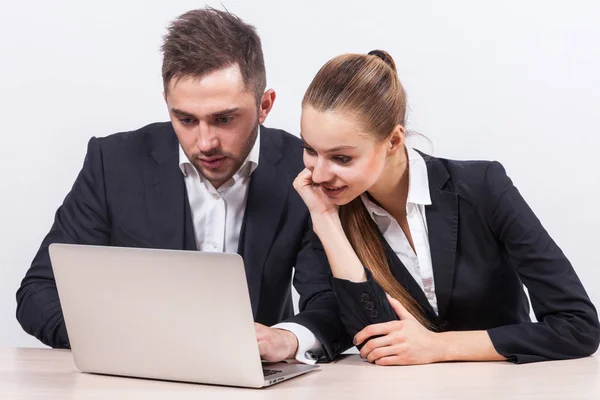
left=328, top=192, right=358, bottom=206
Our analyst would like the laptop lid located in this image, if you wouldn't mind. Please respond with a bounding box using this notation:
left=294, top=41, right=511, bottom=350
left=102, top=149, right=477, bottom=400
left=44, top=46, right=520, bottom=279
left=49, top=243, right=266, bottom=388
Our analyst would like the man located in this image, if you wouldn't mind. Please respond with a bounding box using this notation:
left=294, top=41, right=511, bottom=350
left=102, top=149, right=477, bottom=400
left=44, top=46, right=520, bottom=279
left=16, top=7, right=350, bottom=363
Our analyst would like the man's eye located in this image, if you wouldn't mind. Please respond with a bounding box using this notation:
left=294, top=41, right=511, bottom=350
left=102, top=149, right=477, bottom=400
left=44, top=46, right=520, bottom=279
left=179, top=118, right=195, bottom=125
left=216, top=116, right=232, bottom=124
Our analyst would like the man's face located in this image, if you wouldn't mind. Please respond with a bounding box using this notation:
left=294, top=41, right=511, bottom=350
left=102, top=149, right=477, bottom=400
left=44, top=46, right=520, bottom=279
left=164, top=64, right=273, bottom=188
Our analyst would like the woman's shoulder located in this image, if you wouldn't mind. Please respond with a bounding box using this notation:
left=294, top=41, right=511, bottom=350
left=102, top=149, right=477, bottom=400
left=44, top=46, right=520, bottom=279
left=418, top=151, right=512, bottom=203
left=420, top=151, right=507, bottom=182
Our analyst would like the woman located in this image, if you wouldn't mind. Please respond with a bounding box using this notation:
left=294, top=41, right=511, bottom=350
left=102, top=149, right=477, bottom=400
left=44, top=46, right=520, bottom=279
left=294, top=50, right=600, bottom=365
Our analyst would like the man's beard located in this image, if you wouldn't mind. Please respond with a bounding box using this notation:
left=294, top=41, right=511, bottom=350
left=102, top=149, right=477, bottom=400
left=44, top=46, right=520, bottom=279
left=192, top=121, right=259, bottom=187
left=231, top=122, right=259, bottom=171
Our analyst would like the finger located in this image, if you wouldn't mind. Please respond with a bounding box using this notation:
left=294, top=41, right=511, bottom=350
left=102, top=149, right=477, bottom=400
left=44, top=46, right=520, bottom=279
left=386, top=293, right=416, bottom=321
left=374, top=355, right=405, bottom=366
left=293, top=168, right=313, bottom=188
left=359, top=333, right=403, bottom=359
left=366, top=344, right=402, bottom=364
left=258, top=338, right=283, bottom=363
left=257, top=339, right=268, bottom=357
left=299, top=168, right=312, bottom=178
left=254, top=323, right=268, bottom=340
left=354, top=322, right=397, bottom=346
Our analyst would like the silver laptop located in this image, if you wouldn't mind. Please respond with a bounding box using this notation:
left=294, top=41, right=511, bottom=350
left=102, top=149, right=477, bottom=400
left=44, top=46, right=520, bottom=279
left=49, top=243, right=318, bottom=388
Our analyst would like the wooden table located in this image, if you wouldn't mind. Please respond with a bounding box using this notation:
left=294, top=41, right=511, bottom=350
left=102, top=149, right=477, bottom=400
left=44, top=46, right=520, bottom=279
left=1, top=348, right=599, bottom=399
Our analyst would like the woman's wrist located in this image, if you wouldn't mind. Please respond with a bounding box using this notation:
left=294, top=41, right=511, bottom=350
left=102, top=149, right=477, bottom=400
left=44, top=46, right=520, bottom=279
left=310, top=210, right=367, bottom=282
left=433, top=331, right=505, bottom=362
left=310, top=210, right=343, bottom=237
left=434, top=332, right=453, bottom=362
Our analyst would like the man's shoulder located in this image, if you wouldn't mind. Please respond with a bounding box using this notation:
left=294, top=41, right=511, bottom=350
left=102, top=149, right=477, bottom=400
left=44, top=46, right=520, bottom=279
left=95, top=122, right=173, bottom=147
left=260, top=126, right=303, bottom=170
left=261, top=125, right=302, bottom=147
left=92, top=122, right=176, bottom=159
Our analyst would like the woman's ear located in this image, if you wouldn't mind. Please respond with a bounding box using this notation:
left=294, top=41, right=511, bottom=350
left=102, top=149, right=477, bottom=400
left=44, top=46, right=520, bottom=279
left=388, top=125, right=406, bottom=154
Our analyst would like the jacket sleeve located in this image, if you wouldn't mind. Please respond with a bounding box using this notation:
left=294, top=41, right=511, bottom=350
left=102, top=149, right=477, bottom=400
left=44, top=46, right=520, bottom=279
left=330, top=269, right=399, bottom=342
left=16, top=137, right=111, bottom=348
left=305, top=228, right=400, bottom=349
left=484, top=161, right=600, bottom=363
left=283, top=228, right=356, bottom=361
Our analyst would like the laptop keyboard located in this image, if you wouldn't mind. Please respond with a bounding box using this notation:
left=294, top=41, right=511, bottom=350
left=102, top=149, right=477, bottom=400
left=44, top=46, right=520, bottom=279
left=263, top=369, right=282, bottom=377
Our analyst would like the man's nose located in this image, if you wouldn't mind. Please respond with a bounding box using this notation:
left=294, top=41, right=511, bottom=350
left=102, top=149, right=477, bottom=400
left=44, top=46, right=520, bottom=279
left=196, top=122, right=220, bottom=153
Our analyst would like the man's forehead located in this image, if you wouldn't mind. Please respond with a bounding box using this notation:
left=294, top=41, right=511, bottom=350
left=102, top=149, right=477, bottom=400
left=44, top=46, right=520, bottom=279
left=166, top=70, right=255, bottom=117
left=168, top=64, right=246, bottom=93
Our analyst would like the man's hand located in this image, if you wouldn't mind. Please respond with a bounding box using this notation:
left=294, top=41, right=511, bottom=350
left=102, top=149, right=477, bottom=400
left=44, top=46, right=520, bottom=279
left=255, top=323, right=299, bottom=362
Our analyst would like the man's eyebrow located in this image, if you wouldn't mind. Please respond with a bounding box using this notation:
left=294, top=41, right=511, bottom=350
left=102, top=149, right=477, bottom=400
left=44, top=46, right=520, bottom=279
left=171, top=108, right=194, bottom=117
left=171, top=107, right=240, bottom=119
left=212, top=108, right=239, bottom=117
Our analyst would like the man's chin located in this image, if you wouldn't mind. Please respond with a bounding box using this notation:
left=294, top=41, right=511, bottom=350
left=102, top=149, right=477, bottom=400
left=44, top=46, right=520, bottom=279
left=195, top=163, right=238, bottom=188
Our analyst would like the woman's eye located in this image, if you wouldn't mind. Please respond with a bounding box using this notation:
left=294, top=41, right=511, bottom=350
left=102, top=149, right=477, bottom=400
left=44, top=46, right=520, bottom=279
left=333, top=156, right=351, bottom=164
left=304, top=147, right=317, bottom=155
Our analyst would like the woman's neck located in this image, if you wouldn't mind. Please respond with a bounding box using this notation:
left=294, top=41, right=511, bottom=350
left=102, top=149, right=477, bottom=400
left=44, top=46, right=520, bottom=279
left=367, top=149, right=409, bottom=219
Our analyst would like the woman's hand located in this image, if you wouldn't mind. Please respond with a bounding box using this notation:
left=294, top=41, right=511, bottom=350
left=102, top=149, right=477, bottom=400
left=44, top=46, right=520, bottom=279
left=293, top=168, right=339, bottom=217
left=293, top=168, right=367, bottom=282
left=354, top=294, right=444, bottom=365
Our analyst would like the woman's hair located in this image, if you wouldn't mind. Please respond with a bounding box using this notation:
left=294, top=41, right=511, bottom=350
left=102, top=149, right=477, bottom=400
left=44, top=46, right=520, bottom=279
left=303, top=50, right=431, bottom=327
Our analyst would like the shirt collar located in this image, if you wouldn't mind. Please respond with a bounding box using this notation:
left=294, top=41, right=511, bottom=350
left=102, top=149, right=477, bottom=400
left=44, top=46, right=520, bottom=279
left=178, top=126, right=261, bottom=180
left=361, top=146, right=431, bottom=216
left=405, top=146, right=431, bottom=206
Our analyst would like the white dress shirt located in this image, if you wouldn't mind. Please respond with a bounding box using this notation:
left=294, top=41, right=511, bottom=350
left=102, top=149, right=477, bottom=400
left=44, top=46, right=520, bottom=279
left=360, top=146, right=439, bottom=315
left=179, top=128, right=320, bottom=364
left=179, top=132, right=260, bottom=253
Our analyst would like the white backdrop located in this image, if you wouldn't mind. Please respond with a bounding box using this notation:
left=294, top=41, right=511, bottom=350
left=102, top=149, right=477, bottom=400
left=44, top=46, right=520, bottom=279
left=1, top=0, right=599, bottom=347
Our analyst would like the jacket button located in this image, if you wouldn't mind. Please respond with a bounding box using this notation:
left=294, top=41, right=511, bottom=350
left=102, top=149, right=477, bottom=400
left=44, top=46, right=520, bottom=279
left=364, top=301, right=375, bottom=311
left=370, top=309, right=379, bottom=318
left=360, top=293, right=370, bottom=302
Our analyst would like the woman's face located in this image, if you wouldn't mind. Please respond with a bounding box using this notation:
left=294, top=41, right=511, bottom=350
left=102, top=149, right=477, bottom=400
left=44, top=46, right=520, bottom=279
left=300, top=106, right=393, bottom=205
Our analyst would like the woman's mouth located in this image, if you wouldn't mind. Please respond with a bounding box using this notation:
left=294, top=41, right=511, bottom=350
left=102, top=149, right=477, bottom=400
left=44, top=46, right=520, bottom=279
left=321, top=184, right=348, bottom=198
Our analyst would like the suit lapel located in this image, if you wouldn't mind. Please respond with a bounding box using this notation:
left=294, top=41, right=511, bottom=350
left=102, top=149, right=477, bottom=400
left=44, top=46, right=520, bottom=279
left=381, top=238, right=438, bottom=322
left=144, top=125, right=192, bottom=250
left=240, top=129, right=290, bottom=317
left=424, top=156, right=458, bottom=322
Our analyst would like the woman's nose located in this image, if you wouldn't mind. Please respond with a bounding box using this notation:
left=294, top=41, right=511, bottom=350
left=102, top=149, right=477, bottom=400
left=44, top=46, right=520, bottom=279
left=311, top=161, right=334, bottom=184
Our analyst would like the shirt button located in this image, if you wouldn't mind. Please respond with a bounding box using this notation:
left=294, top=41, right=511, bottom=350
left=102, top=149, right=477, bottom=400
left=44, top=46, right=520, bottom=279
left=211, top=242, right=217, bottom=249
left=212, top=193, right=220, bottom=200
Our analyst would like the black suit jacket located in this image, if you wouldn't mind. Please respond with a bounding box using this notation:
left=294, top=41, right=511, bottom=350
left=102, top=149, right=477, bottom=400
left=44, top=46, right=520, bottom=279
left=330, top=154, right=600, bottom=363
left=16, top=122, right=351, bottom=360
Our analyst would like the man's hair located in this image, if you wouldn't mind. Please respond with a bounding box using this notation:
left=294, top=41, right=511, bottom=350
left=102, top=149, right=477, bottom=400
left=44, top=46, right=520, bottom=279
left=161, top=7, right=267, bottom=102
